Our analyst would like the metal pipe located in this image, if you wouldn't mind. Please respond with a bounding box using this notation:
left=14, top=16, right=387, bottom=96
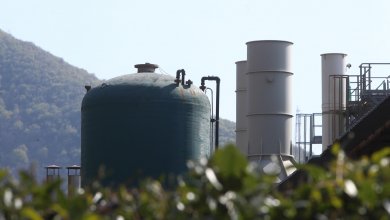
left=309, top=114, right=313, bottom=158
left=200, top=76, right=220, bottom=150
left=85, top=85, right=91, bottom=92
left=206, top=88, right=214, bottom=152
left=359, top=63, right=390, bottom=65
left=368, top=64, right=372, bottom=90
left=175, top=69, right=186, bottom=85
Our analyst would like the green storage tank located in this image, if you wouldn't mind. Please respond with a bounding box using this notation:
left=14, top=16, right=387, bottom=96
left=81, top=63, right=211, bottom=186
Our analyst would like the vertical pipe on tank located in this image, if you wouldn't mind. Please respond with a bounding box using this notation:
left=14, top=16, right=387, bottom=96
left=235, top=60, right=248, bottom=156
left=321, top=53, right=347, bottom=151
left=246, top=40, right=295, bottom=181
left=200, top=76, right=220, bottom=150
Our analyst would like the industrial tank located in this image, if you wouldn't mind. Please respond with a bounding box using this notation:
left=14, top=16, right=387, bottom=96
left=81, top=63, right=211, bottom=186
left=321, top=53, right=347, bottom=151
left=246, top=40, right=296, bottom=182
left=235, top=60, right=248, bottom=156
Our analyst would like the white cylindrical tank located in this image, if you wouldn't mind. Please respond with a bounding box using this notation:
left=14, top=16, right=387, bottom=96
left=246, top=40, right=295, bottom=182
left=321, top=53, right=347, bottom=151
left=235, top=60, right=248, bottom=156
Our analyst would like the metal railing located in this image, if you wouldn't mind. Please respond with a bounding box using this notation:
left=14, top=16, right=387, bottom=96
left=295, top=63, right=390, bottom=163
left=294, top=113, right=322, bottom=163
left=346, top=63, right=390, bottom=127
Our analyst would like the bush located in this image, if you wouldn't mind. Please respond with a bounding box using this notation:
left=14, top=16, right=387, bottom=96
left=0, top=144, right=389, bottom=219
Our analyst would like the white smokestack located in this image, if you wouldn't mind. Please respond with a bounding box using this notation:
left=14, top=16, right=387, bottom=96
left=246, top=40, right=295, bottom=182
left=235, top=60, right=248, bottom=156
left=321, top=53, right=347, bottom=151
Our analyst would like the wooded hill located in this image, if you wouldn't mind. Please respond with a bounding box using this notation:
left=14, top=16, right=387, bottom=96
left=0, top=29, right=235, bottom=177
left=0, top=29, right=100, bottom=175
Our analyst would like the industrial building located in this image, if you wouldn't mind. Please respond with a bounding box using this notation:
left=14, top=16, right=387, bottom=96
left=234, top=41, right=389, bottom=185
left=75, top=40, right=389, bottom=187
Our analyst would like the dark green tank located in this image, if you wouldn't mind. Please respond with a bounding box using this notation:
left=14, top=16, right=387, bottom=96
left=81, top=63, right=211, bottom=186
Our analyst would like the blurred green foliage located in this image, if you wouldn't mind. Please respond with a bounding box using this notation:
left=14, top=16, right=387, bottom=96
left=0, top=145, right=389, bottom=219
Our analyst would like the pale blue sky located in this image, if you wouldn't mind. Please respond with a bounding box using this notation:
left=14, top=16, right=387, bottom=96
left=1, top=0, right=389, bottom=122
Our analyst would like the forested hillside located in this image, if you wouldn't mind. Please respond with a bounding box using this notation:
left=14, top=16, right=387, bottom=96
left=0, top=29, right=235, bottom=177
left=0, top=29, right=100, bottom=175
left=219, top=119, right=235, bottom=146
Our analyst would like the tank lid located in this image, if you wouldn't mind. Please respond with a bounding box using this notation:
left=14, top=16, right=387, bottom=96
left=134, top=63, right=159, bottom=73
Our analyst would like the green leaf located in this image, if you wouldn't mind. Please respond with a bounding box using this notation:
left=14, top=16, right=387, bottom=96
left=21, top=207, right=43, bottom=220
left=210, top=144, right=247, bottom=178
left=0, top=169, right=8, bottom=181
left=83, top=213, right=101, bottom=220
left=371, top=147, right=390, bottom=163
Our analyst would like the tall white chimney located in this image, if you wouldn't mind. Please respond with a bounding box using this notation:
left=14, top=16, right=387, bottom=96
left=321, top=53, right=347, bottom=151
left=246, top=40, right=295, bottom=181
left=235, top=60, right=248, bottom=156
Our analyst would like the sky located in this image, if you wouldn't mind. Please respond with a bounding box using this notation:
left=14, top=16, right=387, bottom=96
left=1, top=0, right=390, bottom=125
